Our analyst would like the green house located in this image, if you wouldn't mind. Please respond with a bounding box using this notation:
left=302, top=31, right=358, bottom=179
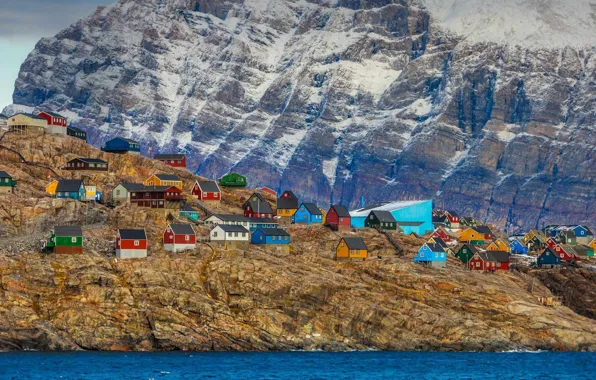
left=364, top=210, right=397, bottom=231
left=0, top=171, right=17, bottom=193
left=46, top=226, right=84, bottom=254
left=456, top=243, right=480, bottom=264
left=219, top=172, right=247, bottom=187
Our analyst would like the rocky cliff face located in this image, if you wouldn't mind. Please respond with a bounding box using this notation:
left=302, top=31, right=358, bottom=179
left=6, top=0, right=596, bottom=231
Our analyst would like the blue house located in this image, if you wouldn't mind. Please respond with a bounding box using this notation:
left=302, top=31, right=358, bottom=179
left=248, top=218, right=278, bottom=232
left=349, top=200, right=433, bottom=235
left=413, top=243, right=446, bottom=268
left=509, top=239, right=528, bottom=255
left=292, top=203, right=323, bottom=225
left=180, top=204, right=200, bottom=222
left=251, top=228, right=291, bottom=245
left=537, top=248, right=561, bottom=268
left=55, top=180, right=86, bottom=201
left=101, top=137, right=141, bottom=154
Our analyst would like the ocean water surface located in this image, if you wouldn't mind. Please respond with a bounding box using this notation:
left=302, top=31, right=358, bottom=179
left=0, top=351, right=594, bottom=379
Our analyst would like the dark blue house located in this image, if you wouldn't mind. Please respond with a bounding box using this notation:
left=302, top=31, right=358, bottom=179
left=292, top=203, right=323, bottom=225
left=537, top=248, right=561, bottom=268
left=251, top=228, right=291, bottom=245
left=55, top=180, right=86, bottom=201
left=509, top=239, right=528, bottom=255
left=101, top=137, right=141, bottom=154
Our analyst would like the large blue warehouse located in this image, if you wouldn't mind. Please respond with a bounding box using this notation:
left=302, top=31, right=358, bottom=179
left=349, top=200, right=433, bottom=235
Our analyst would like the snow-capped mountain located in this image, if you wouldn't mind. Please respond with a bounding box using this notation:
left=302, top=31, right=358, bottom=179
left=6, top=0, right=596, bottom=230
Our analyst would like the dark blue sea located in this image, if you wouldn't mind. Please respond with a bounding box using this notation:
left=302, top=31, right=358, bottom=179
left=0, top=351, right=594, bottom=379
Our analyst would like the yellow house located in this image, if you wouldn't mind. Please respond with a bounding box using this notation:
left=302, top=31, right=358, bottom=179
left=589, top=239, right=596, bottom=251
left=144, top=174, right=182, bottom=188
left=336, top=237, right=368, bottom=261
left=45, top=180, right=59, bottom=195
left=523, top=230, right=537, bottom=245
left=319, top=208, right=327, bottom=225
left=458, top=228, right=484, bottom=244
left=8, top=113, right=48, bottom=135
left=487, top=238, right=510, bottom=252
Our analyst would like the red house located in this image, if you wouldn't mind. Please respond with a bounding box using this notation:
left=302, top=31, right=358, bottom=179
left=191, top=180, right=221, bottom=203
left=243, top=193, right=274, bottom=218
left=154, top=154, right=186, bottom=168
left=130, top=185, right=183, bottom=208
left=430, top=227, right=451, bottom=242
left=547, top=240, right=580, bottom=262
left=38, top=111, right=67, bottom=127
left=116, top=229, right=147, bottom=259
left=326, top=205, right=351, bottom=231
left=467, top=251, right=510, bottom=271
left=258, top=187, right=277, bottom=196
left=443, top=210, right=460, bottom=228
left=163, top=223, right=196, bottom=252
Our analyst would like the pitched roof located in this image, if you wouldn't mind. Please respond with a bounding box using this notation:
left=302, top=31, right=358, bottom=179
left=39, top=111, right=66, bottom=118
left=0, top=113, right=7, bottom=118
left=487, top=251, right=510, bottom=263
left=0, top=171, right=12, bottom=178
left=246, top=200, right=274, bottom=214
left=247, top=193, right=266, bottom=203
left=119, top=229, right=147, bottom=240
left=54, top=226, right=82, bottom=236
left=112, top=137, right=139, bottom=144
left=331, top=205, right=350, bottom=217
left=56, top=179, right=84, bottom=192
left=425, top=243, right=445, bottom=253
left=155, top=154, right=185, bottom=160
left=301, top=203, right=322, bottom=215
left=432, top=215, right=447, bottom=223
left=144, top=186, right=176, bottom=193
left=168, top=224, right=195, bottom=235
left=459, top=243, right=481, bottom=254
left=13, top=112, right=45, bottom=120
left=255, top=228, right=290, bottom=237
left=118, top=183, right=146, bottom=191
left=561, top=244, right=578, bottom=256
left=181, top=204, right=199, bottom=212
left=214, top=224, right=249, bottom=233
left=475, top=225, right=495, bottom=236
left=72, top=158, right=107, bottom=164
left=342, top=237, right=367, bottom=250
left=196, top=180, right=220, bottom=193
left=281, top=190, right=298, bottom=200
left=277, top=197, right=299, bottom=209
left=248, top=217, right=278, bottom=224
left=370, top=210, right=396, bottom=223
left=445, top=210, right=459, bottom=217
left=154, top=173, right=181, bottom=181
left=210, top=214, right=249, bottom=222
left=431, top=237, right=448, bottom=249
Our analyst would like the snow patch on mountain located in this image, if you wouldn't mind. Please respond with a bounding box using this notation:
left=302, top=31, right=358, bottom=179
left=419, top=0, right=596, bottom=48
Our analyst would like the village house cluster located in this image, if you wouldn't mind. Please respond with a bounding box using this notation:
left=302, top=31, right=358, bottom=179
left=3, top=111, right=87, bottom=141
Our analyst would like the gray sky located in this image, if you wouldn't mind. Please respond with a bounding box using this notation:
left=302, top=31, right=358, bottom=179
left=0, top=0, right=114, bottom=109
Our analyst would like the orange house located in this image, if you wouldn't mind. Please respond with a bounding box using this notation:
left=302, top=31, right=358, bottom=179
left=487, top=239, right=510, bottom=253
left=336, top=237, right=368, bottom=261
left=45, top=180, right=59, bottom=196
left=458, top=228, right=484, bottom=244
left=588, top=239, right=596, bottom=251
left=144, top=174, right=183, bottom=188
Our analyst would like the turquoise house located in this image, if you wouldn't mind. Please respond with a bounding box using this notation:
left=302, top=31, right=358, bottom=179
left=413, top=243, right=446, bottom=268
left=349, top=200, right=433, bottom=235
left=292, top=203, right=323, bottom=225
left=509, top=239, right=528, bottom=255
left=251, top=228, right=291, bottom=245
left=180, top=204, right=200, bottom=222
left=248, top=218, right=278, bottom=232
left=55, top=180, right=86, bottom=201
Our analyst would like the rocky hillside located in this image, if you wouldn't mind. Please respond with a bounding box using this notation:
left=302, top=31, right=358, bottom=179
left=0, top=133, right=595, bottom=352
left=5, top=0, right=596, bottom=232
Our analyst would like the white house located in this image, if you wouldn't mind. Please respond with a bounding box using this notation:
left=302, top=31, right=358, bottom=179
left=209, top=224, right=250, bottom=247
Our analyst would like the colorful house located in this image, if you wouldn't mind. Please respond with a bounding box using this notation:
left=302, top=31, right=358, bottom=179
left=180, top=204, right=200, bottom=222
left=154, top=154, right=186, bottom=168
left=247, top=218, right=278, bottom=232
left=243, top=193, right=274, bottom=218
left=46, top=226, right=83, bottom=254
left=205, top=214, right=251, bottom=229
left=219, top=172, right=247, bottom=187
left=349, top=200, right=433, bottom=235
left=251, top=228, right=291, bottom=245
left=258, top=187, right=277, bottom=196
left=144, top=174, right=183, bottom=188
left=112, top=183, right=145, bottom=204
left=163, top=223, right=196, bottom=252
left=475, top=225, right=496, bottom=241
left=572, top=245, right=594, bottom=258
left=65, top=158, right=108, bottom=171
left=509, top=239, right=528, bottom=255
left=8, top=113, right=47, bottom=134
left=487, top=239, right=510, bottom=253
left=546, top=238, right=579, bottom=262
left=458, top=228, right=485, bottom=244
left=45, top=180, right=59, bottom=196
left=560, top=244, right=581, bottom=262
left=460, top=217, right=477, bottom=227
left=191, top=180, right=221, bottom=203
left=55, top=180, right=86, bottom=200
left=364, top=210, right=397, bottom=231
left=276, top=190, right=299, bottom=219
left=84, top=185, right=102, bottom=202
left=292, top=202, right=323, bottom=225
left=443, top=210, right=460, bottom=229
left=67, top=126, right=87, bottom=142
left=101, top=137, right=141, bottom=155
left=38, top=111, right=67, bottom=135
left=116, top=229, right=147, bottom=259
left=0, top=171, right=16, bottom=194
left=129, top=186, right=184, bottom=209
left=430, top=227, right=451, bottom=242
left=326, top=205, right=351, bottom=231
left=209, top=225, right=250, bottom=247
left=456, top=244, right=480, bottom=264
left=589, top=239, right=596, bottom=251
left=537, top=248, right=561, bottom=268
left=413, top=243, right=446, bottom=268
left=428, top=237, right=453, bottom=255
left=336, top=237, right=368, bottom=261
left=467, top=251, right=510, bottom=271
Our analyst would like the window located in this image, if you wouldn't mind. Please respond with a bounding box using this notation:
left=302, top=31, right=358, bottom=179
left=476, top=262, right=480, bottom=268
left=434, top=253, right=438, bottom=258
left=420, top=252, right=424, bottom=257
left=185, top=235, right=189, bottom=241
left=71, top=237, right=77, bottom=243
left=440, top=252, right=444, bottom=258
left=242, top=233, right=246, bottom=237
left=497, top=262, right=501, bottom=267
left=134, top=240, right=139, bottom=246
left=203, top=192, right=207, bottom=197
left=260, top=236, right=263, bottom=240
left=213, top=232, right=218, bottom=237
